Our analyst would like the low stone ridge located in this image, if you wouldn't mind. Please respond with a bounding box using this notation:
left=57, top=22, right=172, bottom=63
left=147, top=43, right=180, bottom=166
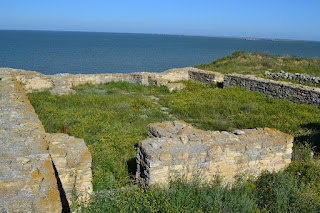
left=265, top=71, right=320, bottom=86
left=224, top=74, right=320, bottom=108
left=48, top=133, right=93, bottom=205
left=0, top=70, right=62, bottom=212
left=6, top=67, right=223, bottom=95
left=136, top=121, right=293, bottom=185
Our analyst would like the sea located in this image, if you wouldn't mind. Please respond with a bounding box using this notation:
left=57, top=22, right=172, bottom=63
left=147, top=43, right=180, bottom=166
left=0, top=30, right=319, bottom=75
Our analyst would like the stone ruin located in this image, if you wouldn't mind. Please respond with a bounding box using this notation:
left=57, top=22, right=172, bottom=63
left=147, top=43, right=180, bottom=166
left=0, top=66, right=224, bottom=212
left=8, top=67, right=224, bottom=95
left=224, top=74, right=320, bottom=108
left=0, top=70, right=92, bottom=212
left=1, top=66, right=307, bottom=211
left=265, top=70, right=320, bottom=86
left=136, top=121, right=293, bottom=185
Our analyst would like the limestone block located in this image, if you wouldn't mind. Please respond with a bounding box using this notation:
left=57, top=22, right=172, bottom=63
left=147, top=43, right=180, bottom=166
left=11, top=68, right=53, bottom=93
left=137, top=120, right=293, bottom=185
left=48, top=133, right=93, bottom=205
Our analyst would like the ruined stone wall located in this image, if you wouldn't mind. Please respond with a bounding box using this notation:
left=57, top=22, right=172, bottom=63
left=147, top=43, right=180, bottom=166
left=224, top=74, right=320, bottom=108
left=137, top=121, right=293, bottom=185
left=48, top=134, right=93, bottom=205
left=189, top=69, right=224, bottom=85
left=8, top=67, right=223, bottom=95
left=265, top=71, right=320, bottom=86
left=11, top=68, right=53, bottom=93
left=0, top=70, right=93, bottom=212
left=0, top=70, right=62, bottom=212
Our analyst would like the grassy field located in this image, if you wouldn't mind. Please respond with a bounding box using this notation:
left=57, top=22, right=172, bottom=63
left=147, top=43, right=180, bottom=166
left=29, top=81, right=320, bottom=180
left=195, top=50, right=320, bottom=77
left=27, top=52, right=320, bottom=212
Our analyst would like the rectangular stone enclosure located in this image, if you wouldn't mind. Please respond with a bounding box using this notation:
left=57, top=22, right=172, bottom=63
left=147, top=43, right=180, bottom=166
left=136, top=121, right=293, bottom=185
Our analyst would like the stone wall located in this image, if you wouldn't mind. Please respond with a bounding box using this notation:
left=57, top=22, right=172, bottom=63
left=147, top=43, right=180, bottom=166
left=7, top=67, right=223, bottom=95
left=224, top=74, right=320, bottom=108
left=189, top=69, right=224, bottom=85
left=136, top=121, right=293, bottom=185
left=48, top=133, right=93, bottom=205
left=0, top=70, right=62, bottom=212
left=265, top=71, right=320, bottom=86
left=0, top=70, right=93, bottom=212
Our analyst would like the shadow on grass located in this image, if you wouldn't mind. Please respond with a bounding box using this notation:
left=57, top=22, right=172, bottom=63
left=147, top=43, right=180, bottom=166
left=127, top=157, right=137, bottom=179
left=296, top=122, right=320, bottom=152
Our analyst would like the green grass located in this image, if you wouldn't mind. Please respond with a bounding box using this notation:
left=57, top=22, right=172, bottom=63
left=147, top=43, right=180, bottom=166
left=29, top=82, right=172, bottom=190
left=160, top=81, right=320, bottom=140
left=27, top=62, right=320, bottom=211
left=83, top=159, right=320, bottom=213
left=28, top=81, right=320, bottom=191
left=195, top=50, right=320, bottom=77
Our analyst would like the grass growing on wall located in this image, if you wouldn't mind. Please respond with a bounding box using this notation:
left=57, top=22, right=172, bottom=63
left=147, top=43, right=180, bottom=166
left=28, top=81, right=320, bottom=192
left=195, top=50, right=320, bottom=76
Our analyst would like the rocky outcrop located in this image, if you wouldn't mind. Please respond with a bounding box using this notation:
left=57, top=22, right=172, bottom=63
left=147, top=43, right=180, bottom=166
left=224, top=74, right=320, bottom=108
left=48, top=133, right=93, bottom=205
left=0, top=70, right=62, bottom=212
left=137, top=121, right=293, bottom=185
left=265, top=71, right=320, bottom=86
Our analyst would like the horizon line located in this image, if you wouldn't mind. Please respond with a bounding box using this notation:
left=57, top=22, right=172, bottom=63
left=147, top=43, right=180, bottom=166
left=0, top=28, right=319, bottom=43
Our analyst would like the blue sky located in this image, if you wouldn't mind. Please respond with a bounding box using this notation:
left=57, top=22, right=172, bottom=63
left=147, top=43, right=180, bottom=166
left=1, top=0, right=319, bottom=41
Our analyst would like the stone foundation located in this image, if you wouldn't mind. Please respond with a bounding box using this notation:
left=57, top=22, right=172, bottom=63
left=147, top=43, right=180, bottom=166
left=6, top=67, right=223, bottom=95
left=224, top=74, right=320, bottom=108
left=136, top=121, right=293, bottom=185
left=265, top=71, right=320, bottom=86
left=189, top=69, right=224, bottom=85
left=0, top=70, right=93, bottom=212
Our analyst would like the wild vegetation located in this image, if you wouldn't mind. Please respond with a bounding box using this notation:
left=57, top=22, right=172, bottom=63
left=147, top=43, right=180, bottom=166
left=83, top=159, right=320, bottom=213
left=28, top=52, right=320, bottom=212
left=195, top=50, right=320, bottom=77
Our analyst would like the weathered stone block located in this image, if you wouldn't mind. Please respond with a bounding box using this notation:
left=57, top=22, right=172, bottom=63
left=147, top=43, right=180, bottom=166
left=137, top=121, right=293, bottom=185
left=48, top=133, right=93, bottom=205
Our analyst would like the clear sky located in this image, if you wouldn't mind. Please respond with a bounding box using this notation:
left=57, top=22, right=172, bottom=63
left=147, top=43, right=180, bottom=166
left=1, top=0, right=319, bottom=41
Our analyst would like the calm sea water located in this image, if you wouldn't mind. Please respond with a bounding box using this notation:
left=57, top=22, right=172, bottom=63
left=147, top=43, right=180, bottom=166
left=0, top=30, right=319, bottom=75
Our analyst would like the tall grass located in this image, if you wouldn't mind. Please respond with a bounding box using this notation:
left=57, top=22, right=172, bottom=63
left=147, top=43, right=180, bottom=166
left=28, top=81, right=320, bottom=192
left=83, top=159, right=320, bottom=212
left=29, top=82, right=172, bottom=190
left=159, top=81, right=320, bottom=139
left=28, top=78, right=320, bottom=212
left=195, top=50, right=320, bottom=77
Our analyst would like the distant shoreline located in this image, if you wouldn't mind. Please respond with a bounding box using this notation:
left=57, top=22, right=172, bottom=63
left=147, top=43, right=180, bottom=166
left=0, top=29, right=318, bottom=43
